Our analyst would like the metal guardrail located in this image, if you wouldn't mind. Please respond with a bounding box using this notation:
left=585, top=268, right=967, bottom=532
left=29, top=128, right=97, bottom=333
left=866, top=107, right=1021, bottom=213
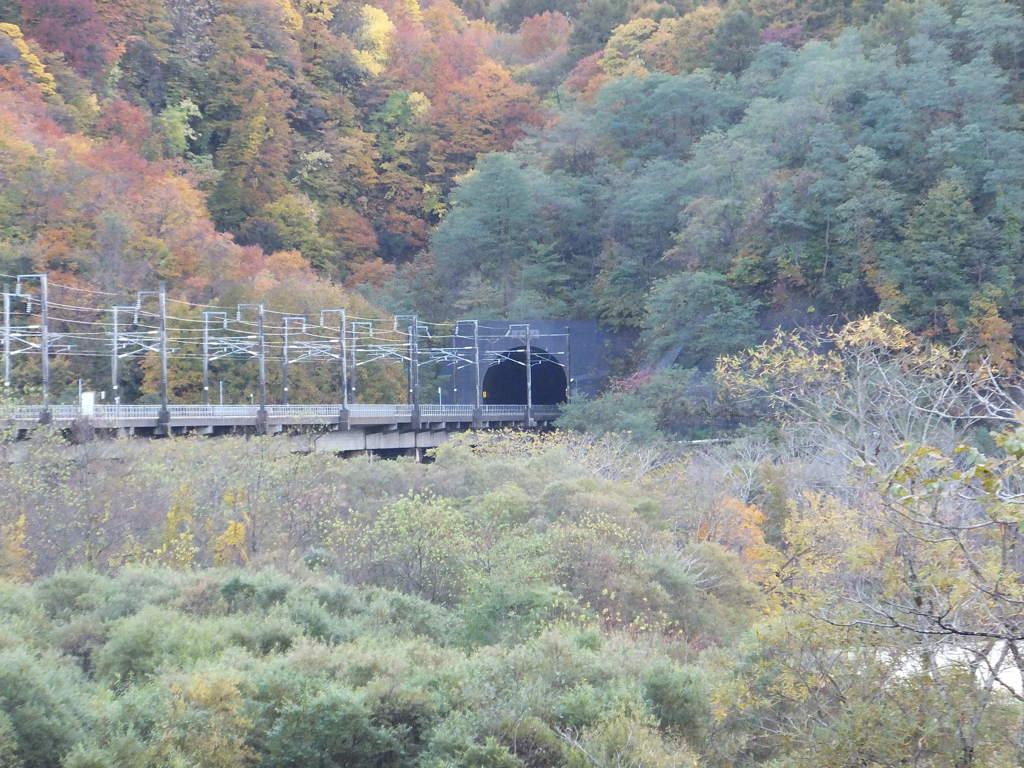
left=266, top=405, right=340, bottom=418
left=7, top=405, right=42, bottom=421
left=349, top=404, right=413, bottom=418
left=94, top=405, right=162, bottom=419
left=2, top=405, right=79, bottom=421
left=420, top=404, right=475, bottom=419
left=168, top=405, right=256, bottom=419
left=480, top=405, right=527, bottom=418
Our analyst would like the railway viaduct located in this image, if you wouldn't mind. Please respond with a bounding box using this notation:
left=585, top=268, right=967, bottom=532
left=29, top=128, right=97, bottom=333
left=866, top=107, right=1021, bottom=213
left=2, top=276, right=618, bottom=455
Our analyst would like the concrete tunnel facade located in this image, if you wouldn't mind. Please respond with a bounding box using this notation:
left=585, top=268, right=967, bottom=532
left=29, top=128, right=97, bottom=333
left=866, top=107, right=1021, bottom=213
left=447, top=320, right=620, bottom=406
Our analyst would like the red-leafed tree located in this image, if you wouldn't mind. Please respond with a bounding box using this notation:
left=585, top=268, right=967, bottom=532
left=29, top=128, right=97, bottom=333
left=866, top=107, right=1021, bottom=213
left=18, top=0, right=113, bottom=76
left=95, top=98, right=154, bottom=154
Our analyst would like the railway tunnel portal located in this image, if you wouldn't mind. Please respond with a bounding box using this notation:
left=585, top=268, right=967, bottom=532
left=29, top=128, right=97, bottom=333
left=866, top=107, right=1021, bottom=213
left=481, top=346, right=568, bottom=406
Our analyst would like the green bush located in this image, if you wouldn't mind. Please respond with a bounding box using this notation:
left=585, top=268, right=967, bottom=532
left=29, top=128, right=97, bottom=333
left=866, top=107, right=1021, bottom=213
left=60, top=732, right=151, bottom=768
left=420, top=722, right=525, bottom=768
left=363, top=679, right=438, bottom=756
left=33, top=570, right=108, bottom=622
left=555, top=684, right=623, bottom=732
left=353, top=493, right=476, bottom=603
left=52, top=616, right=107, bottom=675
left=499, top=715, right=564, bottom=768
left=564, top=714, right=698, bottom=768
left=312, top=577, right=362, bottom=617
left=456, top=739, right=525, bottom=768
left=0, top=710, right=22, bottom=768
left=640, top=662, right=710, bottom=746
left=459, top=577, right=569, bottom=648
left=284, top=592, right=350, bottom=643
left=362, top=588, right=455, bottom=641
left=93, top=607, right=230, bottom=684
left=220, top=570, right=292, bottom=613
left=224, top=611, right=303, bottom=655
left=0, top=649, right=90, bottom=768
left=99, top=567, right=187, bottom=621
left=260, top=685, right=405, bottom=768
left=0, top=430, right=796, bottom=766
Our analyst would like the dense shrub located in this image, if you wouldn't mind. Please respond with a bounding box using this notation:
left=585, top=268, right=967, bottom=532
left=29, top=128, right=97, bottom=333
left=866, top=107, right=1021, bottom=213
left=0, top=649, right=91, bottom=768
left=2, top=416, right=1021, bottom=765
left=0, top=565, right=743, bottom=768
left=260, top=686, right=404, bottom=768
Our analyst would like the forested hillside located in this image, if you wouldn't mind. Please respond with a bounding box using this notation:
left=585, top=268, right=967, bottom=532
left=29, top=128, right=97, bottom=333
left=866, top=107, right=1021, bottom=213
left=0, top=0, right=547, bottom=292
left=3, top=0, right=1023, bottom=387
left=425, top=0, right=1024, bottom=364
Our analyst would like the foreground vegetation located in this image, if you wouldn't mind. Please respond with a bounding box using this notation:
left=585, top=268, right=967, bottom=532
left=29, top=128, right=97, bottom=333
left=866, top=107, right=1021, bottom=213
left=3, top=318, right=1024, bottom=766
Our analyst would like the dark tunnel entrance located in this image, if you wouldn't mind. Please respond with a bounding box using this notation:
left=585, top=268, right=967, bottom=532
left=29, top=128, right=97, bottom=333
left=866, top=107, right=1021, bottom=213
left=481, top=346, right=568, bottom=405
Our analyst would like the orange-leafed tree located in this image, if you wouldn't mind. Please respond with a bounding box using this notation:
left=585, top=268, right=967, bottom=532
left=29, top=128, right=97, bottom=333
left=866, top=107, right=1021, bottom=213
left=428, top=60, right=544, bottom=181
left=516, top=11, right=571, bottom=61
left=205, top=15, right=295, bottom=231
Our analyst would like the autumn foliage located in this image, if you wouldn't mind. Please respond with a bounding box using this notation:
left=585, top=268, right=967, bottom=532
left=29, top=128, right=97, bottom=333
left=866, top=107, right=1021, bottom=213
left=1, top=0, right=551, bottom=294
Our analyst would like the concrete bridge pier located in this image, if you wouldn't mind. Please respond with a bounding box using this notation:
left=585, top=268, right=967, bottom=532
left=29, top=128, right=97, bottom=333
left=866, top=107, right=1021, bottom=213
left=156, top=407, right=170, bottom=437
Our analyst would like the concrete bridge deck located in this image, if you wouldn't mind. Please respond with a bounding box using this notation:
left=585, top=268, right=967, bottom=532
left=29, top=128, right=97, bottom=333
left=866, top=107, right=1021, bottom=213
left=1, top=403, right=562, bottom=453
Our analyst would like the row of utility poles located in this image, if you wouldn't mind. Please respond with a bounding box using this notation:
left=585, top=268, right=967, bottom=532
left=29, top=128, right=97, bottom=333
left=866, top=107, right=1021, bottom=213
left=2, top=279, right=569, bottom=428
left=3, top=274, right=50, bottom=420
